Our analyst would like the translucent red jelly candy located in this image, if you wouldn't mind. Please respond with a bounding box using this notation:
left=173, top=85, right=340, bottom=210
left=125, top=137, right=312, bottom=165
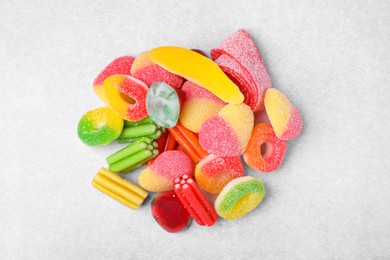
left=151, top=191, right=191, bottom=233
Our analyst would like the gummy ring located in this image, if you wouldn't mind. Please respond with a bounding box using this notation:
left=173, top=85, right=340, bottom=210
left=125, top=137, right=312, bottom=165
left=243, top=123, right=287, bottom=172
left=77, top=107, right=124, bottom=146
left=214, top=176, right=265, bottom=220
left=103, top=74, right=148, bottom=122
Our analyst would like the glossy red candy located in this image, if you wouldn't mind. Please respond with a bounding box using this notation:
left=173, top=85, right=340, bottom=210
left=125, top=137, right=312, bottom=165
left=151, top=191, right=191, bottom=233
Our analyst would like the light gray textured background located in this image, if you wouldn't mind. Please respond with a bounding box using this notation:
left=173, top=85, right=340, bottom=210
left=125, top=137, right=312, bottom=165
left=1, top=0, right=390, bottom=259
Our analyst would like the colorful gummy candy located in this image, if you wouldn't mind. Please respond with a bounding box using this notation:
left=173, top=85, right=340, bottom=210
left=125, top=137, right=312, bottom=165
left=199, top=103, right=254, bottom=156
left=92, top=168, right=148, bottom=210
left=179, top=81, right=226, bottom=133
left=264, top=88, right=303, bottom=140
left=215, top=176, right=265, bottom=220
left=243, top=123, right=287, bottom=172
left=195, top=154, right=244, bottom=194
left=77, top=107, right=124, bottom=146
left=102, top=74, right=148, bottom=122
left=138, top=150, right=193, bottom=192
left=78, top=29, right=303, bottom=233
left=146, top=82, right=181, bottom=128
left=93, top=56, right=135, bottom=103
left=151, top=191, right=191, bottom=233
left=117, top=117, right=163, bottom=144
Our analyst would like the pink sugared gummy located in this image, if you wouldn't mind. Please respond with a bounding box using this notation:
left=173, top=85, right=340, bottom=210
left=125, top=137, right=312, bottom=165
left=199, top=155, right=244, bottom=178
left=198, top=115, right=242, bottom=156
left=179, top=81, right=226, bottom=133
left=199, top=103, right=254, bottom=156
left=131, top=53, right=184, bottom=89
left=151, top=150, right=194, bottom=180
left=93, top=56, right=135, bottom=86
left=211, top=29, right=271, bottom=111
left=281, top=106, right=303, bottom=140
left=181, top=81, right=225, bottom=103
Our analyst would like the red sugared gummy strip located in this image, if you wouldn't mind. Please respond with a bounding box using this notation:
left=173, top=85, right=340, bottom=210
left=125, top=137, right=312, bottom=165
left=132, top=63, right=184, bottom=89
left=211, top=29, right=271, bottom=111
left=93, top=56, right=135, bottom=86
left=214, top=54, right=258, bottom=110
left=173, top=175, right=218, bottom=226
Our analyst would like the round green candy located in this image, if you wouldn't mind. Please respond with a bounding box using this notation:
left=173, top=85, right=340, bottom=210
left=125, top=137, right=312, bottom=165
left=77, top=107, right=124, bottom=146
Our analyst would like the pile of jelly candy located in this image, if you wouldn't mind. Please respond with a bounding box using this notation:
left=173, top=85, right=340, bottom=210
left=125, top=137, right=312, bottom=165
left=78, top=29, right=303, bottom=232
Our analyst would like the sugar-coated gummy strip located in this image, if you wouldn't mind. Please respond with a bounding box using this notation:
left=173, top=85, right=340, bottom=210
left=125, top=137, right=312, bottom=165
left=146, top=46, right=244, bottom=104
left=92, top=168, right=148, bottom=210
left=211, top=29, right=271, bottom=111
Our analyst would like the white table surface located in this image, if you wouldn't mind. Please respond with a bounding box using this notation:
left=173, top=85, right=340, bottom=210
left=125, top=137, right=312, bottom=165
left=1, top=0, right=390, bottom=259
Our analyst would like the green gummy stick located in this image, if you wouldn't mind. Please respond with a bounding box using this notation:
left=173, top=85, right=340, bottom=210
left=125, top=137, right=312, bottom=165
left=109, top=149, right=153, bottom=173
left=116, top=129, right=162, bottom=143
left=124, top=117, right=154, bottom=126
left=106, top=140, right=148, bottom=165
left=120, top=123, right=157, bottom=139
left=120, top=149, right=160, bottom=173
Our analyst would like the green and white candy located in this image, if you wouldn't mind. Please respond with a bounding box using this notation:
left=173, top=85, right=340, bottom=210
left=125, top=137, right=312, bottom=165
left=146, top=82, right=180, bottom=128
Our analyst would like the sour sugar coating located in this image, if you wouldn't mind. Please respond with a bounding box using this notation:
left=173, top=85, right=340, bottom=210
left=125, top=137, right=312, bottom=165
left=179, top=81, right=226, bottom=133
left=146, top=82, right=180, bottom=128
left=214, top=54, right=257, bottom=110
left=138, top=150, right=193, bottom=192
left=174, top=175, right=218, bottom=226
left=102, top=74, right=148, bottom=122
left=146, top=46, right=244, bottom=104
left=151, top=191, right=191, bottom=233
left=264, top=88, right=302, bottom=140
left=243, top=123, right=287, bottom=172
left=211, top=29, right=271, bottom=111
left=77, top=107, right=123, bottom=146
left=199, top=103, right=254, bottom=156
left=131, top=52, right=184, bottom=89
left=93, top=56, right=135, bottom=103
left=195, top=154, right=244, bottom=194
left=215, top=176, right=265, bottom=220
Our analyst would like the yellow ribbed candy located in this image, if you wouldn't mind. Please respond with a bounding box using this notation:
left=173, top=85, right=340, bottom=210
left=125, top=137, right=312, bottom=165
left=147, top=46, right=244, bottom=104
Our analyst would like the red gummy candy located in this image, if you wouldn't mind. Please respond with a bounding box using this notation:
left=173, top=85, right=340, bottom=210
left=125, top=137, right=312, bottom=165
left=174, top=175, right=218, bottom=226
left=211, top=29, right=271, bottom=111
left=151, top=191, right=191, bottom=233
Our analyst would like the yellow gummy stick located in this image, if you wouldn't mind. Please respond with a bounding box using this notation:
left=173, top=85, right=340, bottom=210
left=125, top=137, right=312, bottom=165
left=92, top=168, right=148, bottom=209
left=92, top=181, right=139, bottom=210
left=147, top=46, right=244, bottom=104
